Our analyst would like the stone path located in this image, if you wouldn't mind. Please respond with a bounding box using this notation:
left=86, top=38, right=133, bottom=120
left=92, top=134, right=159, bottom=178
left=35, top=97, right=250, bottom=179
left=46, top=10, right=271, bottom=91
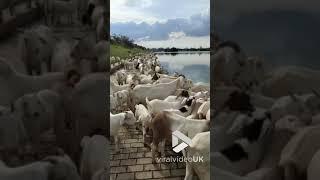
left=110, top=125, right=186, bottom=180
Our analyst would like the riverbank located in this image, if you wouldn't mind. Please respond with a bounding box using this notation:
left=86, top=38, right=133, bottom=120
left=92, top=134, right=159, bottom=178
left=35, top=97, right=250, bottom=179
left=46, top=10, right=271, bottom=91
left=111, top=43, right=147, bottom=61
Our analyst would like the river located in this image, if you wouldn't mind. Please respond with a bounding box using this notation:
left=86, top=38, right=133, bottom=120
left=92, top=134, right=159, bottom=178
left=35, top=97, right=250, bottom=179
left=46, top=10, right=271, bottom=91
left=156, top=51, right=210, bottom=84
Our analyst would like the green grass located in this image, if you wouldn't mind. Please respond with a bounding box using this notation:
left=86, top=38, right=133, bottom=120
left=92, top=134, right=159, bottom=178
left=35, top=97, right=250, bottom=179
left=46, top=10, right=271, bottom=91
left=110, top=43, right=147, bottom=63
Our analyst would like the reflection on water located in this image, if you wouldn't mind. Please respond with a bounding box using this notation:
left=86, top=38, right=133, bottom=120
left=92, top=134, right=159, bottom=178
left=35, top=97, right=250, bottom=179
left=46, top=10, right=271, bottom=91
left=156, top=52, right=210, bottom=83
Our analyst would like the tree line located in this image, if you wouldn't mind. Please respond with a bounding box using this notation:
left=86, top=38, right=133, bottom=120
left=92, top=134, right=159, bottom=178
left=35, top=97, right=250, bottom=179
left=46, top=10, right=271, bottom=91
left=149, top=47, right=210, bottom=52
left=111, top=34, right=146, bottom=50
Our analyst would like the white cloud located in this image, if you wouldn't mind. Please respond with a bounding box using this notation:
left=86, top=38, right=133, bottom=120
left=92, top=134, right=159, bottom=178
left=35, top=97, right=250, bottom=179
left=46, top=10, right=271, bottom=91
left=111, top=0, right=209, bottom=24
left=124, top=0, right=153, bottom=8
left=111, top=0, right=210, bottom=48
left=111, top=0, right=160, bottom=23
left=136, top=35, right=210, bottom=48
left=136, top=36, right=150, bottom=41
left=168, top=31, right=186, bottom=39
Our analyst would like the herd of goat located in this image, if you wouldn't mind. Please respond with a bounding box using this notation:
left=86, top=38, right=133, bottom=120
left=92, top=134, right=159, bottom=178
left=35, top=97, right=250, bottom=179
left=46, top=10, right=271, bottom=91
left=110, top=54, right=211, bottom=180
left=0, top=0, right=109, bottom=180
left=212, top=41, right=320, bottom=180
left=3, top=1, right=320, bottom=179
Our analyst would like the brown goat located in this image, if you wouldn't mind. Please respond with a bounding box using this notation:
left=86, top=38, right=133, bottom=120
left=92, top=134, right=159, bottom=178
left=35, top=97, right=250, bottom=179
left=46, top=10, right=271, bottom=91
left=146, top=111, right=210, bottom=163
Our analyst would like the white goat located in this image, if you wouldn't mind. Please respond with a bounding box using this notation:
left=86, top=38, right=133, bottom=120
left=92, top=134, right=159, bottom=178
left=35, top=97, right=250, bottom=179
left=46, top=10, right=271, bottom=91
left=270, top=94, right=311, bottom=124
left=279, top=125, right=320, bottom=180
left=206, top=109, right=210, bottom=120
left=211, top=111, right=242, bottom=152
left=96, top=12, right=106, bottom=42
left=212, top=109, right=272, bottom=175
left=80, top=135, right=109, bottom=180
left=0, top=155, right=80, bottom=180
left=155, top=77, right=177, bottom=84
left=308, top=148, right=320, bottom=180
left=93, top=40, right=108, bottom=72
left=145, top=97, right=187, bottom=115
left=212, top=166, right=255, bottom=180
left=262, top=66, right=320, bottom=98
left=185, top=131, right=210, bottom=180
left=112, top=90, right=130, bottom=112
left=140, top=74, right=153, bottom=84
left=163, top=95, right=185, bottom=102
left=0, top=58, right=64, bottom=106
left=51, top=40, right=76, bottom=72
left=250, top=93, right=275, bottom=109
left=132, top=76, right=185, bottom=104
left=90, top=4, right=105, bottom=28
left=135, top=104, right=152, bottom=143
left=191, top=82, right=210, bottom=93
left=116, top=70, right=127, bottom=85
left=110, top=111, right=136, bottom=152
left=13, top=90, right=62, bottom=144
left=20, top=25, right=56, bottom=75
left=148, top=111, right=209, bottom=162
left=110, top=80, right=130, bottom=94
left=197, top=101, right=210, bottom=119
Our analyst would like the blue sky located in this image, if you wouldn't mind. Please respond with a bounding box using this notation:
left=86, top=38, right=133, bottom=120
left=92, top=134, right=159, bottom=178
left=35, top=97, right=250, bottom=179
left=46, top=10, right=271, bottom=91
left=111, top=0, right=210, bottom=48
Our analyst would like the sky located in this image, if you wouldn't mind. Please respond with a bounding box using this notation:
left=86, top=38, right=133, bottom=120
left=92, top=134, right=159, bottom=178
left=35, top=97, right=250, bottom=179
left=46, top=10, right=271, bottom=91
left=110, top=0, right=210, bottom=48
left=215, top=0, right=320, bottom=69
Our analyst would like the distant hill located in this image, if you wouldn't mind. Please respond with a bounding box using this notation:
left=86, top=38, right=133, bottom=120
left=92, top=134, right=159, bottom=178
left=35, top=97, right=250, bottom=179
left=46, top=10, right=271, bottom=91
left=110, top=35, right=147, bottom=61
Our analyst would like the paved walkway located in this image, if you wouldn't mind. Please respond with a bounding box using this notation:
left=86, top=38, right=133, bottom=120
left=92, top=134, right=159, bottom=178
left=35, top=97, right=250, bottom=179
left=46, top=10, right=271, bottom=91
left=110, top=125, right=186, bottom=180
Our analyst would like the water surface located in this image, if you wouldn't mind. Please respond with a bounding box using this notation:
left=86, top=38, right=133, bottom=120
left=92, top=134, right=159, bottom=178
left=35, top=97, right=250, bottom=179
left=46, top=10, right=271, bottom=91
left=156, top=51, right=210, bottom=84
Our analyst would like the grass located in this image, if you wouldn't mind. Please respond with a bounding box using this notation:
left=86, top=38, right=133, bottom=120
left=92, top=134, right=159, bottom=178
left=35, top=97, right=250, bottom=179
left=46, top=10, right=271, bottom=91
left=110, top=43, right=147, bottom=63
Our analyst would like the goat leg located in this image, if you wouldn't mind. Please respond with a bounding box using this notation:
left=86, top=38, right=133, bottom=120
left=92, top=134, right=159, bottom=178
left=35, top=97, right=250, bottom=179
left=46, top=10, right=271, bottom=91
left=151, top=142, right=158, bottom=163
left=160, top=140, right=166, bottom=157
left=114, top=136, right=120, bottom=153
left=184, top=162, right=195, bottom=180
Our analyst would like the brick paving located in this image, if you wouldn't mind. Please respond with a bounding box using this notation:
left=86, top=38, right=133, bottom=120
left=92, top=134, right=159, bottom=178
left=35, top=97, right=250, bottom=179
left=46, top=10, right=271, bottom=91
left=110, top=125, right=186, bottom=180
